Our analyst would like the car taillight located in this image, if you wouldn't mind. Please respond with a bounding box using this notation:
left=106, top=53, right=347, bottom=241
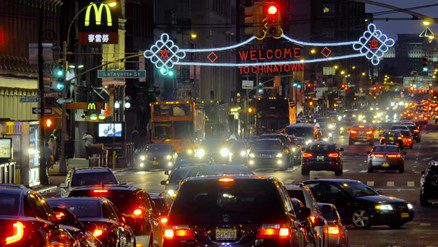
left=328, top=153, right=339, bottom=158
left=302, top=152, right=313, bottom=158
left=159, top=217, right=168, bottom=225
left=387, top=154, right=401, bottom=158
left=371, top=154, right=384, bottom=158
left=92, top=189, right=108, bottom=193
left=133, top=208, right=143, bottom=217
left=257, top=224, right=291, bottom=239
left=366, top=131, right=373, bottom=135
left=6, top=222, right=25, bottom=245
left=326, top=226, right=340, bottom=235
left=55, top=212, right=66, bottom=220
left=163, top=226, right=195, bottom=241
left=350, top=130, right=357, bottom=134
left=93, top=228, right=104, bottom=238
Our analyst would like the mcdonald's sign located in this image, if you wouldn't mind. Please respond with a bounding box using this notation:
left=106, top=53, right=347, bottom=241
left=78, top=2, right=118, bottom=45
left=87, top=103, right=96, bottom=110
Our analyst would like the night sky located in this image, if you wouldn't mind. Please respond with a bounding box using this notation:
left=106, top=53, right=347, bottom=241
left=366, top=0, right=438, bottom=39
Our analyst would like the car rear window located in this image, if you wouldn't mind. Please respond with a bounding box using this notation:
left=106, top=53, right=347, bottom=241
left=307, top=143, right=335, bottom=152
left=201, top=166, right=254, bottom=176
left=68, top=190, right=137, bottom=213
left=373, top=146, right=399, bottom=153
left=47, top=199, right=102, bottom=218
left=169, top=180, right=285, bottom=224
left=286, top=189, right=305, bottom=203
left=285, top=126, right=314, bottom=137
left=0, top=193, right=20, bottom=215
left=71, top=172, right=118, bottom=187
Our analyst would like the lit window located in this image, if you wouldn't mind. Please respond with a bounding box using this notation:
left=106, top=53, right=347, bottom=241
left=323, top=7, right=330, bottom=13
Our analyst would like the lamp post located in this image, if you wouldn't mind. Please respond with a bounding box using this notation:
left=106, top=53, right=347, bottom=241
left=59, top=0, right=117, bottom=174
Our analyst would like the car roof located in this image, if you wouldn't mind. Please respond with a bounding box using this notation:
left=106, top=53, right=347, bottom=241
left=184, top=175, right=272, bottom=182
left=72, top=167, right=113, bottom=174
left=304, top=178, right=360, bottom=184
left=285, top=184, right=302, bottom=190
left=373, top=144, right=399, bottom=148
left=47, top=197, right=105, bottom=204
left=308, top=141, right=335, bottom=146
left=286, top=123, right=314, bottom=127
left=70, top=184, right=141, bottom=192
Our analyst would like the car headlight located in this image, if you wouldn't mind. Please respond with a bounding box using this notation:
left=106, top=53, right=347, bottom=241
left=239, top=150, right=247, bottom=157
left=337, top=115, right=342, bottom=121
left=167, top=189, right=176, bottom=197
left=220, top=148, right=230, bottom=157
left=165, top=154, right=172, bottom=160
left=186, top=149, right=194, bottom=155
left=276, top=153, right=283, bottom=158
left=328, top=132, right=333, bottom=137
left=195, top=149, right=205, bottom=158
left=340, top=127, right=344, bottom=131
left=375, top=204, right=393, bottom=211
left=291, top=147, right=297, bottom=153
left=249, top=153, right=255, bottom=158
left=305, top=139, right=313, bottom=145
left=407, top=203, right=413, bottom=210
left=140, top=155, right=146, bottom=161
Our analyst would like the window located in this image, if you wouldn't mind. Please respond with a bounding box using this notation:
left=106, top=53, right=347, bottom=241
left=0, top=193, right=20, bottom=216
left=102, top=201, right=118, bottom=221
left=24, top=193, right=49, bottom=220
left=71, top=172, right=118, bottom=187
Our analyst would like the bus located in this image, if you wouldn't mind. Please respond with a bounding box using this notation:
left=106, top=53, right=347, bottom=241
left=255, top=96, right=295, bottom=135
left=150, top=101, right=205, bottom=154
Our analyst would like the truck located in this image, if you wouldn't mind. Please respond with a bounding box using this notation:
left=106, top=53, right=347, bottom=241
left=255, top=96, right=296, bottom=135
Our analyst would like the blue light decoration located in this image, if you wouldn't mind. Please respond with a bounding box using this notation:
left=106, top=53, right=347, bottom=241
left=144, top=24, right=394, bottom=72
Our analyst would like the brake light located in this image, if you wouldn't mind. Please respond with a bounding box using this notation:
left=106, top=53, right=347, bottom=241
left=366, top=131, right=373, bottom=135
left=371, top=154, right=384, bottom=158
left=350, top=130, right=357, bottom=134
left=326, top=226, right=340, bottom=235
left=387, top=154, right=401, bottom=158
left=302, top=152, right=313, bottom=158
left=93, top=189, right=108, bottom=193
left=414, top=129, right=420, bottom=132
left=219, top=177, right=234, bottom=183
left=328, top=153, right=339, bottom=158
left=359, top=125, right=364, bottom=128
left=93, top=228, right=104, bottom=238
left=163, top=226, right=195, bottom=240
left=5, top=222, right=25, bottom=245
left=133, top=208, right=143, bottom=217
left=257, top=224, right=291, bottom=239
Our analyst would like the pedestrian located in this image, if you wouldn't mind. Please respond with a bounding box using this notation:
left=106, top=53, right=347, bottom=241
left=40, top=142, right=51, bottom=185
left=47, top=135, right=56, bottom=166
left=82, top=132, right=94, bottom=158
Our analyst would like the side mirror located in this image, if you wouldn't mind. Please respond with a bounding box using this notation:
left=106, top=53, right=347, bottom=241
left=160, top=180, right=168, bottom=186
left=297, top=207, right=311, bottom=221
left=59, top=183, right=67, bottom=188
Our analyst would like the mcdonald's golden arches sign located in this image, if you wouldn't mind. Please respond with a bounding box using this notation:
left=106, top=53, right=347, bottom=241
left=78, top=2, right=119, bottom=45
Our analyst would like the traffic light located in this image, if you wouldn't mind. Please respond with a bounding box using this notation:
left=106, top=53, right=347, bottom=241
left=159, top=67, right=175, bottom=78
left=264, top=2, right=283, bottom=39
left=422, top=57, right=429, bottom=72
left=53, top=64, right=66, bottom=91
left=244, top=2, right=265, bottom=39
left=43, top=117, right=54, bottom=129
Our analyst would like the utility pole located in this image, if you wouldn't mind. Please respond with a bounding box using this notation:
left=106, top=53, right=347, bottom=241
left=59, top=41, right=68, bottom=174
left=37, top=6, right=48, bottom=185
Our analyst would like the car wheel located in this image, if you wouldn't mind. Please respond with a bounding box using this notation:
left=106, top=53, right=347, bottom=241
left=301, top=167, right=310, bottom=176
left=399, top=165, right=404, bottom=173
left=352, top=209, right=371, bottom=228
left=335, top=168, right=343, bottom=176
left=420, top=194, right=429, bottom=206
left=349, top=139, right=354, bottom=145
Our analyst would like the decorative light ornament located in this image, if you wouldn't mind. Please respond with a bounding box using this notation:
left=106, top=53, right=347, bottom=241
left=144, top=33, right=186, bottom=75
left=125, top=101, right=131, bottom=109
left=114, top=101, right=120, bottom=109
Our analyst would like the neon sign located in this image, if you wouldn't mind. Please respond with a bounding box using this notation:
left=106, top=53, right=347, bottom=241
left=144, top=24, right=394, bottom=72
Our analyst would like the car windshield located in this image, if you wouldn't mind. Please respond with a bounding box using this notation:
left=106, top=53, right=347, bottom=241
left=382, top=131, right=400, bottom=137
left=0, top=193, right=20, bottom=216
left=71, top=172, right=118, bottom=187
left=260, top=135, right=287, bottom=144
left=47, top=199, right=102, bottom=218
left=373, top=146, right=399, bottom=153
left=339, top=181, right=378, bottom=197
left=68, top=190, right=137, bottom=213
left=229, top=141, right=246, bottom=150
left=391, top=125, right=407, bottom=130
left=201, top=166, right=254, bottom=176
left=285, top=126, right=314, bottom=137
left=169, top=180, right=285, bottom=224
left=168, top=167, right=192, bottom=184
left=306, top=143, right=336, bottom=152
left=400, top=130, right=411, bottom=136
left=147, top=144, right=173, bottom=152
left=253, top=140, right=283, bottom=150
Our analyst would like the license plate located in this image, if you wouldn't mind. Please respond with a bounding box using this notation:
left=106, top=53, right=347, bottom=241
left=215, top=228, right=237, bottom=241
left=382, top=163, right=389, bottom=167
left=317, top=156, right=324, bottom=161
left=401, top=212, right=409, bottom=218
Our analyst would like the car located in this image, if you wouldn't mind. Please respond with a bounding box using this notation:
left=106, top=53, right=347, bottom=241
left=0, top=184, right=78, bottom=247
left=398, top=129, right=414, bottom=149
left=301, top=141, right=344, bottom=176
left=149, top=193, right=170, bottom=247
left=248, top=138, right=291, bottom=170
left=46, top=197, right=135, bottom=246
left=398, top=122, right=421, bottom=142
left=290, top=198, right=320, bottom=247
left=379, top=130, right=403, bottom=147
left=227, top=140, right=249, bottom=165
left=285, top=184, right=326, bottom=247
left=163, top=176, right=308, bottom=247
left=389, top=124, right=410, bottom=132
left=161, top=164, right=254, bottom=200
left=195, top=138, right=231, bottom=163
left=318, top=203, right=348, bottom=247
left=303, top=179, right=414, bottom=229
left=60, top=167, right=119, bottom=197
left=137, top=143, right=177, bottom=170
left=348, top=124, right=374, bottom=145
left=260, top=133, right=301, bottom=165
left=420, top=159, right=438, bottom=206
left=68, top=185, right=154, bottom=237
left=284, top=123, right=319, bottom=146
left=367, top=145, right=405, bottom=173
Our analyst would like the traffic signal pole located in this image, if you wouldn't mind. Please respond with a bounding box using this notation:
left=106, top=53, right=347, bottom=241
left=59, top=41, right=68, bottom=174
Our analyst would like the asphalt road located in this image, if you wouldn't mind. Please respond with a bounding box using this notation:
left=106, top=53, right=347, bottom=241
left=114, top=130, right=438, bottom=247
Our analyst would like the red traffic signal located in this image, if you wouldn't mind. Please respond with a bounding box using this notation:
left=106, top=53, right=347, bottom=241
left=267, top=5, right=278, bottom=15
left=44, top=118, right=53, bottom=128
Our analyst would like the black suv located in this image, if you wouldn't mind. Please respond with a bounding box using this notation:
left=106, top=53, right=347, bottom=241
left=420, top=159, right=438, bottom=206
left=163, top=176, right=308, bottom=247
left=303, top=179, right=414, bottom=229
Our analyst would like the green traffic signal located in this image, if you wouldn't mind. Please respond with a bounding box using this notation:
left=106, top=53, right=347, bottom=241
left=54, top=67, right=65, bottom=78
left=159, top=67, right=175, bottom=78
left=55, top=82, right=65, bottom=91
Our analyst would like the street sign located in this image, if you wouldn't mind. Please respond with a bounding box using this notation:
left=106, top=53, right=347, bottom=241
left=242, top=80, right=254, bottom=90
left=98, top=70, right=146, bottom=79
left=56, top=98, right=74, bottom=104
left=32, top=107, right=54, bottom=115
left=20, top=97, right=41, bottom=103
